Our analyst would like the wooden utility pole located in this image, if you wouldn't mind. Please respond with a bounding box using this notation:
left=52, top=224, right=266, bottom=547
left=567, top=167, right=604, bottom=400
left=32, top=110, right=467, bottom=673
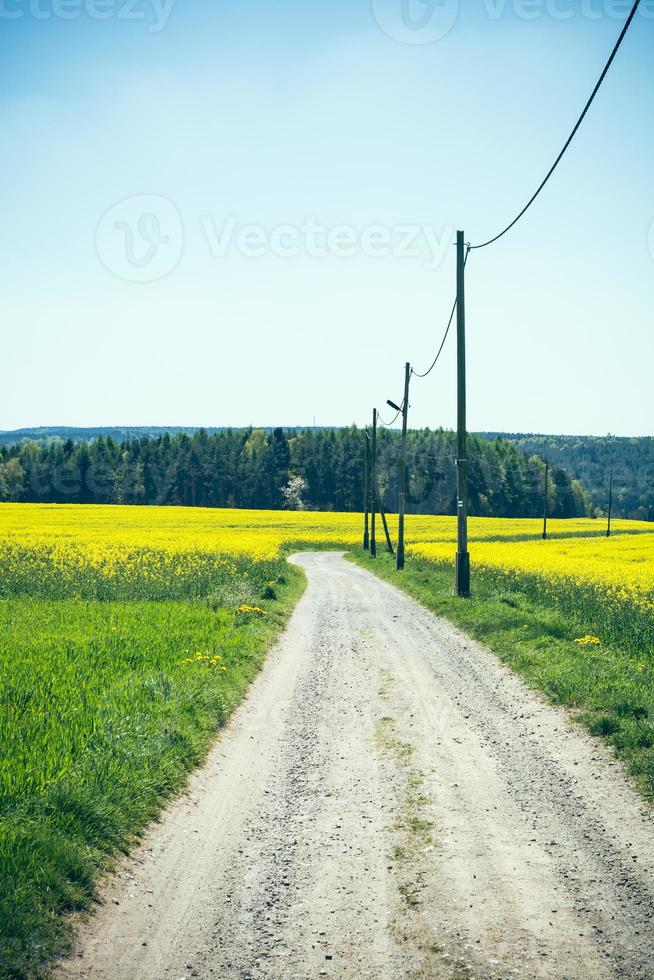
left=542, top=461, right=549, bottom=540
left=455, top=231, right=470, bottom=596
left=396, top=362, right=411, bottom=571
left=363, top=431, right=370, bottom=550
left=607, top=469, right=613, bottom=538
left=370, top=409, right=377, bottom=557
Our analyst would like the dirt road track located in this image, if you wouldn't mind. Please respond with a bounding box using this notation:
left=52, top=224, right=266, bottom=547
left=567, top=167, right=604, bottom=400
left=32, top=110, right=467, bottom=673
left=56, top=552, right=654, bottom=979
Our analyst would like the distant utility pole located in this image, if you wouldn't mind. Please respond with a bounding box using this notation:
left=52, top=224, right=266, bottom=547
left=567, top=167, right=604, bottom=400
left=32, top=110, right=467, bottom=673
left=370, top=409, right=377, bottom=557
left=395, top=362, right=411, bottom=571
left=363, top=431, right=370, bottom=550
left=455, top=230, right=470, bottom=597
left=542, top=461, right=549, bottom=540
left=607, top=469, right=614, bottom=538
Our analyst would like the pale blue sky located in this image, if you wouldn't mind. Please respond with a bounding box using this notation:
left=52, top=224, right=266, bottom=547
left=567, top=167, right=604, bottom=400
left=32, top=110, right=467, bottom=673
left=1, top=0, right=652, bottom=434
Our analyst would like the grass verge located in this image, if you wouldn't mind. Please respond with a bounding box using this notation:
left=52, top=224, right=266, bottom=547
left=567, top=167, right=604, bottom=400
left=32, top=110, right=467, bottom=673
left=352, top=551, right=654, bottom=799
left=0, top=566, right=305, bottom=980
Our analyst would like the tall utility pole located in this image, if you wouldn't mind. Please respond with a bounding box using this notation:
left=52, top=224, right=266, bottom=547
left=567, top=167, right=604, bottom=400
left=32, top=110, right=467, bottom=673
left=396, top=362, right=411, bottom=571
left=370, top=408, right=377, bottom=557
left=455, top=230, right=470, bottom=597
left=542, top=461, right=549, bottom=540
left=607, top=469, right=614, bottom=538
left=363, top=431, right=370, bottom=550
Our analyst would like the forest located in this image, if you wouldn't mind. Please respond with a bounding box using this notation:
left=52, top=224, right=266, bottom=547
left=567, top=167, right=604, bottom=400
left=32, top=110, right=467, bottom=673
left=481, top=433, right=654, bottom=521
left=0, top=427, right=591, bottom=518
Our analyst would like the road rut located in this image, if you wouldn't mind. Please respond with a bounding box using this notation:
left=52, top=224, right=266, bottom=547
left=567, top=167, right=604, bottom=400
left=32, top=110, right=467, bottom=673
left=56, top=552, right=654, bottom=979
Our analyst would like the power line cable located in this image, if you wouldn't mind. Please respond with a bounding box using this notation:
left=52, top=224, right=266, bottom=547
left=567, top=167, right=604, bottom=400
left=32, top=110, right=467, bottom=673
left=386, top=449, right=458, bottom=462
left=470, top=0, right=641, bottom=251
left=377, top=405, right=403, bottom=428
left=412, top=247, right=470, bottom=378
left=370, top=4, right=641, bottom=447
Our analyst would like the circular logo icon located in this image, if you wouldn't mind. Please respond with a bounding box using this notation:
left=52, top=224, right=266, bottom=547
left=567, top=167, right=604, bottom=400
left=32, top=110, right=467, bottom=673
left=95, top=194, right=183, bottom=283
left=371, top=0, right=459, bottom=44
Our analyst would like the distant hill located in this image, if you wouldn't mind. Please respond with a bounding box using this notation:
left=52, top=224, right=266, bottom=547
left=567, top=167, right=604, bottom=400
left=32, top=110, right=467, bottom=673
left=478, top=433, right=654, bottom=521
left=0, top=427, right=218, bottom=448
left=0, top=426, right=326, bottom=449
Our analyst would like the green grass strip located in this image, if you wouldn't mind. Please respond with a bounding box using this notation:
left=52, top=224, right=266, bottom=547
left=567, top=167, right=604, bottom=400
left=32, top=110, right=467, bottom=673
left=0, top=568, right=305, bottom=980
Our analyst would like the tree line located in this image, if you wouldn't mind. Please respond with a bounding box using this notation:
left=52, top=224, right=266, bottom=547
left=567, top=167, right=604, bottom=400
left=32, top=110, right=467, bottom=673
left=0, top=427, right=591, bottom=517
left=480, top=433, right=653, bottom=521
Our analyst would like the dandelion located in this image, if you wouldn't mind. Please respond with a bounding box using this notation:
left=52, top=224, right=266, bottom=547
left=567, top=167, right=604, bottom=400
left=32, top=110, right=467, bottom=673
left=236, top=604, right=267, bottom=617
left=574, top=635, right=601, bottom=646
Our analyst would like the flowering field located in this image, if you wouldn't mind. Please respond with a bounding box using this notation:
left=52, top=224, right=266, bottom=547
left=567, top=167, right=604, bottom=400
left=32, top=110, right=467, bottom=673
left=0, top=503, right=651, bottom=644
left=411, top=532, right=654, bottom=606
left=0, top=502, right=651, bottom=551
left=0, top=503, right=651, bottom=599
left=409, top=531, right=654, bottom=651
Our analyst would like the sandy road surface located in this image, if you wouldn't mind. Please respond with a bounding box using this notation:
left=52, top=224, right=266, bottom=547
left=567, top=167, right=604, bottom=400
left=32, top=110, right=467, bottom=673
left=56, top=552, right=654, bottom=980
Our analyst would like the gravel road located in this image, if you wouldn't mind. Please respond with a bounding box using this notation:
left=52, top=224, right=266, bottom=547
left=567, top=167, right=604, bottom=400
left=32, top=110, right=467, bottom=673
left=56, top=552, right=654, bottom=980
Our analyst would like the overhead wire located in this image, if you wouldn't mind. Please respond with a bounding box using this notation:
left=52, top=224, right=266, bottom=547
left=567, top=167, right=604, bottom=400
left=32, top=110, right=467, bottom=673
left=369, top=0, right=642, bottom=436
left=376, top=405, right=403, bottom=428
left=470, top=0, right=641, bottom=250
left=411, top=246, right=470, bottom=379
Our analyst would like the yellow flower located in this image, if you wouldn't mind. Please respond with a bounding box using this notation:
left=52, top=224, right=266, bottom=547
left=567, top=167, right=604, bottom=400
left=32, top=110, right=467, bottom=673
left=236, top=604, right=267, bottom=617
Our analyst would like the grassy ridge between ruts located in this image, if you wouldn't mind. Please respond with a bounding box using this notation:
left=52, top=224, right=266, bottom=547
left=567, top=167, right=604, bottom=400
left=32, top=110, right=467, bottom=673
left=0, top=570, right=305, bottom=980
left=352, top=551, right=654, bottom=799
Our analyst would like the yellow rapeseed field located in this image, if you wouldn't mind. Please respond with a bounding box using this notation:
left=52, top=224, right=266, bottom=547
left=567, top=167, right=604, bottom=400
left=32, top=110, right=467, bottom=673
left=0, top=502, right=650, bottom=557
left=0, top=502, right=651, bottom=614
left=410, top=533, right=654, bottom=614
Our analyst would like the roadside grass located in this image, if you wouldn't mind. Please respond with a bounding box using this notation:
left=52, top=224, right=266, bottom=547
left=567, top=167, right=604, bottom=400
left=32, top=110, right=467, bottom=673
left=353, top=551, right=654, bottom=799
left=0, top=567, right=305, bottom=980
